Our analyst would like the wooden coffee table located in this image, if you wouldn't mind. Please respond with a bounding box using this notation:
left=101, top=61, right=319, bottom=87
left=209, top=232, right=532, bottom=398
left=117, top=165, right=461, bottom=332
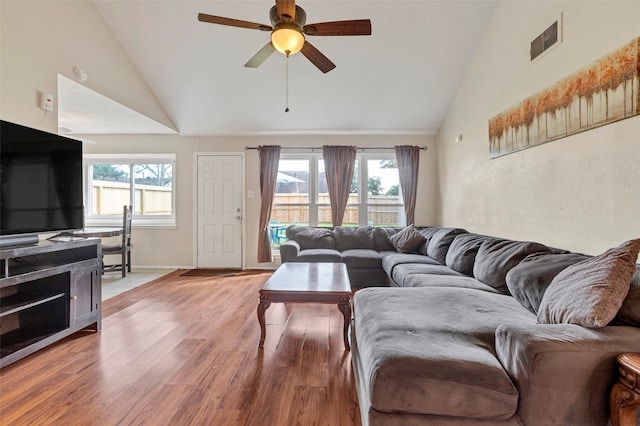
left=257, top=262, right=352, bottom=350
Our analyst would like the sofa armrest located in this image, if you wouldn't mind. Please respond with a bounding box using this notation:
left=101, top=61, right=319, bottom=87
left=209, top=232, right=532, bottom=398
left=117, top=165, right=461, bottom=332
left=279, top=240, right=300, bottom=262
left=495, top=323, right=640, bottom=425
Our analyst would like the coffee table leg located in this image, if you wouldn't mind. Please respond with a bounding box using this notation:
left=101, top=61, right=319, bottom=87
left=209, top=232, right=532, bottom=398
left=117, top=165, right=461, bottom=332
left=338, top=298, right=352, bottom=351
left=610, top=381, right=640, bottom=426
left=257, top=299, right=271, bottom=349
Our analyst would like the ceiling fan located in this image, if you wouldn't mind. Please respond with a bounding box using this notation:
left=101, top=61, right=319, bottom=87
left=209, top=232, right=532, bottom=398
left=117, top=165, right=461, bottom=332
left=198, top=0, right=372, bottom=73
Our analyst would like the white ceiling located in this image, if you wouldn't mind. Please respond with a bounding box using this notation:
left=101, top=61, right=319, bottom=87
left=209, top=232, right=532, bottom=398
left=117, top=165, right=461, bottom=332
left=64, top=1, right=499, bottom=136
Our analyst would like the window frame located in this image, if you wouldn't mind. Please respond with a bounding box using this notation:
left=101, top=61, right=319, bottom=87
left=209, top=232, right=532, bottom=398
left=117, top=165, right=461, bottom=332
left=83, top=153, right=176, bottom=228
left=358, top=153, right=406, bottom=227
left=271, top=155, right=319, bottom=226
left=274, top=152, right=404, bottom=228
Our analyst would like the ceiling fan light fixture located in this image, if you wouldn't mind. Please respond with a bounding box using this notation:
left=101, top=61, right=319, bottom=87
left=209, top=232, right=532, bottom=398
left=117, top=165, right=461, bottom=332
left=271, top=25, right=304, bottom=55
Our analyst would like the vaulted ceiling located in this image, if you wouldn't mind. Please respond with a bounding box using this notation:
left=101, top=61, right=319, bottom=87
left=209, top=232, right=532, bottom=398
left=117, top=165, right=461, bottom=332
left=68, top=1, right=498, bottom=136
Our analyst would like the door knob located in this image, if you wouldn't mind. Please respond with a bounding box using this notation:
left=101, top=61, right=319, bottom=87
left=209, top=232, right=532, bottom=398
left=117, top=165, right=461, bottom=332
left=236, top=208, right=241, bottom=212
left=236, top=216, right=241, bottom=220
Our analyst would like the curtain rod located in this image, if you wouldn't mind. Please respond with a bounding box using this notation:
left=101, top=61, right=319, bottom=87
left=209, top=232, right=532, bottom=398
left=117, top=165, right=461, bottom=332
left=244, top=146, right=428, bottom=151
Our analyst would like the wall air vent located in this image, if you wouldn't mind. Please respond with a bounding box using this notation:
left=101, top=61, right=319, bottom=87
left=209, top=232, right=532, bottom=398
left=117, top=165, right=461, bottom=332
left=530, top=19, right=560, bottom=61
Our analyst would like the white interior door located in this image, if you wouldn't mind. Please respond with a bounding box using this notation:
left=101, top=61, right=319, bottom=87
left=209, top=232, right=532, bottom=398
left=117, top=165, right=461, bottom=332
left=196, top=155, right=243, bottom=268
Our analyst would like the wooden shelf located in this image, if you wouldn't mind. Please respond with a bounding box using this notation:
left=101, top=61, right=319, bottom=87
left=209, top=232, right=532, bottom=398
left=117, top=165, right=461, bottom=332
left=0, top=292, right=66, bottom=317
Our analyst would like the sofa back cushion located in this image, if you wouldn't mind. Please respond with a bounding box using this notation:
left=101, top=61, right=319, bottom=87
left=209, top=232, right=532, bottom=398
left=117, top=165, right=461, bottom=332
left=617, top=266, right=640, bottom=326
left=416, top=227, right=439, bottom=254
left=334, top=226, right=374, bottom=251
left=426, top=228, right=468, bottom=264
left=473, top=239, right=550, bottom=294
left=445, top=233, right=489, bottom=276
left=297, top=228, right=336, bottom=250
left=373, top=227, right=404, bottom=251
left=286, top=225, right=310, bottom=240
left=285, top=226, right=336, bottom=250
left=505, top=252, right=590, bottom=314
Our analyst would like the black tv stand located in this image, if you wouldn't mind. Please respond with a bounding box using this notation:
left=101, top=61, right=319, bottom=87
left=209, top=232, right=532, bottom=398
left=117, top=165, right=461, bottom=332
left=0, top=239, right=102, bottom=368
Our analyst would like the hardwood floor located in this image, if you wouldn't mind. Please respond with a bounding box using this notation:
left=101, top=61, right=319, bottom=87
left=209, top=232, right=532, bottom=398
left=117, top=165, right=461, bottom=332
left=0, top=270, right=361, bottom=425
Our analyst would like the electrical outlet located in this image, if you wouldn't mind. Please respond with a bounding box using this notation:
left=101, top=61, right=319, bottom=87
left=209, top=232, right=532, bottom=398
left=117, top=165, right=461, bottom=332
left=40, top=92, right=54, bottom=111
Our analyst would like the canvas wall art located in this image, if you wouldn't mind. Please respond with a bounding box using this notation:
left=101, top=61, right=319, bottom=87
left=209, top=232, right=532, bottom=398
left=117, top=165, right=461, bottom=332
left=489, top=37, right=639, bottom=158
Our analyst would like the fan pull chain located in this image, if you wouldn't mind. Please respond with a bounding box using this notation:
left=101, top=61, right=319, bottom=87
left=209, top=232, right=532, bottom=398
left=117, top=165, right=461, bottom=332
left=285, top=52, right=290, bottom=113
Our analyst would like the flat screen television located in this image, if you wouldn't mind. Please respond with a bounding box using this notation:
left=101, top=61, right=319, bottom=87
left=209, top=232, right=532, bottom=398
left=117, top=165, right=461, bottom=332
left=0, top=120, right=84, bottom=246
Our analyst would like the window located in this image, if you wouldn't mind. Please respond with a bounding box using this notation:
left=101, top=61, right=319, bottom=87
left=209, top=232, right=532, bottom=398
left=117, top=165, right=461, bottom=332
left=270, top=153, right=404, bottom=247
left=360, top=156, right=405, bottom=227
left=273, top=158, right=311, bottom=227
left=83, top=154, right=176, bottom=227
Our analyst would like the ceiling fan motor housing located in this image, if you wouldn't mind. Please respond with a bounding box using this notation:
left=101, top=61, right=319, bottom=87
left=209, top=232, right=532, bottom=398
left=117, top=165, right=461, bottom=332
left=269, top=5, right=306, bottom=27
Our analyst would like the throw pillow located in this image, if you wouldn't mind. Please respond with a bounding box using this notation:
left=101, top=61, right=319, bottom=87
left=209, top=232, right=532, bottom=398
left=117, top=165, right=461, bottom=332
left=388, top=225, right=426, bottom=254
left=506, top=252, right=590, bottom=314
left=537, top=239, right=640, bottom=328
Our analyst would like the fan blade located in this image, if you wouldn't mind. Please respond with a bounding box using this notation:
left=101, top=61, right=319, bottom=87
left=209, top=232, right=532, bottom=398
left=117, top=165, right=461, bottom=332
left=300, top=41, right=336, bottom=73
left=276, top=0, right=296, bottom=21
left=198, top=13, right=272, bottom=31
left=244, top=42, right=276, bottom=68
left=303, top=19, right=371, bottom=36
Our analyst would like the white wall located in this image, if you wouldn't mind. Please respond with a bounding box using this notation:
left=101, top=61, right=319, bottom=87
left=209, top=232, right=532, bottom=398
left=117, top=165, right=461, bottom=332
left=437, top=1, right=640, bottom=255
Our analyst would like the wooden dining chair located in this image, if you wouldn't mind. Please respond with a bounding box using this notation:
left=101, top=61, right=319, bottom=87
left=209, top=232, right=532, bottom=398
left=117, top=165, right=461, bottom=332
left=102, top=205, right=133, bottom=277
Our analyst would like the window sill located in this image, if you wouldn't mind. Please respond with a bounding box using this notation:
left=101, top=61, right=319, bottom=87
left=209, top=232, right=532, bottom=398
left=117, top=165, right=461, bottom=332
left=85, top=217, right=176, bottom=229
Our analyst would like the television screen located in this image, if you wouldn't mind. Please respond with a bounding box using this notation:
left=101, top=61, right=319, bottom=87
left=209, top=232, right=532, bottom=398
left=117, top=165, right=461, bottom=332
left=0, top=120, right=84, bottom=236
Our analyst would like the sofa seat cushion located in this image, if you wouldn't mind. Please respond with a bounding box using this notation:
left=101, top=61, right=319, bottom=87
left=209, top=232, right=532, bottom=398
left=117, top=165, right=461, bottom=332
left=390, top=263, right=464, bottom=287
left=402, top=274, right=500, bottom=293
left=382, top=253, right=440, bottom=276
left=353, top=287, right=531, bottom=419
left=297, top=249, right=342, bottom=263
left=342, top=249, right=383, bottom=269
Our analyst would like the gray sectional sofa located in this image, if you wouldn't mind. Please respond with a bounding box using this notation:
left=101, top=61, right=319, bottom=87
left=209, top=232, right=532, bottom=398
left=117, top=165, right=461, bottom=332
left=280, top=225, right=640, bottom=425
left=280, top=225, right=465, bottom=288
left=280, top=225, right=400, bottom=287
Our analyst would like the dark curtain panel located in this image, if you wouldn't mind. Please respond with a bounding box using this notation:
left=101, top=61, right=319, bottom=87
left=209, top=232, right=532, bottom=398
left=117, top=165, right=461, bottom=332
left=322, top=145, right=357, bottom=226
left=257, top=145, right=281, bottom=262
left=395, top=145, right=420, bottom=225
